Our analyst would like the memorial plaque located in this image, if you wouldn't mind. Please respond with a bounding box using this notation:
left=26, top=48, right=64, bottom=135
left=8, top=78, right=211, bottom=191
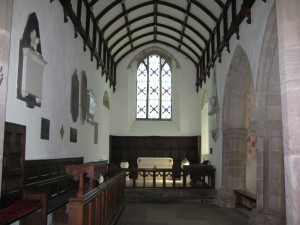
left=71, top=70, right=79, bottom=122
left=41, top=118, right=50, bottom=140
left=81, top=71, right=87, bottom=124
left=70, top=127, right=77, bottom=143
left=94, top=122, right=98, bottom=144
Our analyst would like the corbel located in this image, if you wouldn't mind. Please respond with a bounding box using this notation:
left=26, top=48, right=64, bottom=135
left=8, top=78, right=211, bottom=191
left=218, top=52, right=222, bottom=63
left=83, top=39, right=87, bottom=52
left=224, top=40, right=230, bottom=53
left=63, top=7, right=69, bottom=23
left=97, top=60, right=101, bottom=69
left=74, top=25, right=79, bottom=38
left=234, top=25, right=240, bottom=40
left=91, top=51, right=94, bottom=62
left=244, top=7, right=251, bottom=24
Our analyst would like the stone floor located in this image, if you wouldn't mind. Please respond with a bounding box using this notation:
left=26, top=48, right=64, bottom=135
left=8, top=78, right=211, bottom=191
left=116, top=203, right=249, bottom=225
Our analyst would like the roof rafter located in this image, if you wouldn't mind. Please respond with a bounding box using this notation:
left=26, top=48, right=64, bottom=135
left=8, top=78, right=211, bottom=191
left=116, top=40, right=197, bottom=65
left=112, top=31, right=201, bottom=60
left=54, top=0, right=263, bottom=92
left=109, top=22, right=203, bottom=53
left=106, top=12, right=207, bottom=46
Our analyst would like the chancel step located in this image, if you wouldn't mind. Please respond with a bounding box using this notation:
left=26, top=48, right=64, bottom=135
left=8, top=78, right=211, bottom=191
left=124, top=188, right=217, bottom=204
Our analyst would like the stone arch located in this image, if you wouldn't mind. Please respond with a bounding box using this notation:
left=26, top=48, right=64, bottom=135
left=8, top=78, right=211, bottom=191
left=222, top=45, right=253, bottom=129
left=218, top=45, right=254, bottom=207
left=127, top=46, right=180, bottom=69
left=249, top=5, right=286, bottom=225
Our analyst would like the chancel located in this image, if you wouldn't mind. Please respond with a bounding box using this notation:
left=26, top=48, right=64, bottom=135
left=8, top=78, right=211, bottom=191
left=0, top=1, right=299, bottom=225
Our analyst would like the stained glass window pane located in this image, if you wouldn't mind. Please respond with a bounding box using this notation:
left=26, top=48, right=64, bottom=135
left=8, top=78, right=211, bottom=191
left=136, top=54, right=172, bottom=120
left=136, top=63, right=148, bottom=119
left=161, top=63, right=171, bottom=119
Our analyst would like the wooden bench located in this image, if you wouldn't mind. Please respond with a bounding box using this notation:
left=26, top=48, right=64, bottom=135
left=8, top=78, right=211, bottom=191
left=0, top=193, right=46, bottom=225
left=233, top=189, right=256, bottom=210
left=0, top=157, right=84, bottom=224
left=183, top=165, right=216, bottom=188
left=24, top=157, right=84, bottom=222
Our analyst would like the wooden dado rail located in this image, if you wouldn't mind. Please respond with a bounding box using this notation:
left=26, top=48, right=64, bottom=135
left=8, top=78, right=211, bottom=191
left=66, top=169, right=125, bottom=225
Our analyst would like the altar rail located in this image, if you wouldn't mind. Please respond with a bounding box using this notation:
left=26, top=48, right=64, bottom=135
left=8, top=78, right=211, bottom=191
left=109, top=165, right=215, bottom=189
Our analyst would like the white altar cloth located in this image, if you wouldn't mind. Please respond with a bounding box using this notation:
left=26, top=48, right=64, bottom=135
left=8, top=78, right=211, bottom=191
left=137, top=157, right=173, bottom=169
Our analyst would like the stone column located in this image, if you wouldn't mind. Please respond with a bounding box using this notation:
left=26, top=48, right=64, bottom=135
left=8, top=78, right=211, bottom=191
left=0, top=0, right=13, bottom=192
left=249, top=120, right=286, bottom=225
left=276, top=1, right=300, bottom=225
left=218, top=128, right=247, bottom=207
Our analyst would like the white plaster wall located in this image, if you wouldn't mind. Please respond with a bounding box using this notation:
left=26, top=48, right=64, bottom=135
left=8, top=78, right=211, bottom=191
left=5, top=0, right=111, bottom=162
left=110, top=43, right=201, bottom=136
left=194, top=0, right=275, bottom=190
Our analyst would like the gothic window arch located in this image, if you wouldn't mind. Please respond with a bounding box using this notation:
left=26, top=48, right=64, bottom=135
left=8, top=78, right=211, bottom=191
left=136, top=54, right=172, bottom=120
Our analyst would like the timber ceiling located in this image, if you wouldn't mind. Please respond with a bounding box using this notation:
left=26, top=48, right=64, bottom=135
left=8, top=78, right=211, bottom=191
left=55, top=0, right=261, bottom=91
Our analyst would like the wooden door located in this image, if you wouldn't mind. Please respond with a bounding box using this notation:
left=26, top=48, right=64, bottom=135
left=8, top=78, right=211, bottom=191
left=1, top=122, right=26, bottom=208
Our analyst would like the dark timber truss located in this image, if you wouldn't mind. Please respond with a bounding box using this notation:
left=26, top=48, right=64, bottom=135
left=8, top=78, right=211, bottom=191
left=51, top=0, right=266, bottom=92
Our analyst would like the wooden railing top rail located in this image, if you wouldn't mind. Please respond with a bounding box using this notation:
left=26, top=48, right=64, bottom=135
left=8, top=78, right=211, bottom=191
left=83, top=172, right=125, bottom=204
left=67, top=171, right=126, bottom=225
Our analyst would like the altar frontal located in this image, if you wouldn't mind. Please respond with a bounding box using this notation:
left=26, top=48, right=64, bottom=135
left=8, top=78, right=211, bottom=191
left=137, top=157, right=173, bottom=169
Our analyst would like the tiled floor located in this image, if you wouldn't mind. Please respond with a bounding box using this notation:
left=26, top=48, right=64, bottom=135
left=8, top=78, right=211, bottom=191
left=117, top=203, right=249, bottom=225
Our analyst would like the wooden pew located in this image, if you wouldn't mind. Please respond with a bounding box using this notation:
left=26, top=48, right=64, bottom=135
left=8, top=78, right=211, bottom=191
left=24, top=157, right=84, bottom=223
left=0, top=193, right=46, bottom=225
left=0, top=157, right=83, bottom=225
left=182, top=165, right=216, bottom=188
left=233, top=189, right=256, bottom=210
left=66, top=161, right=125, bottom=225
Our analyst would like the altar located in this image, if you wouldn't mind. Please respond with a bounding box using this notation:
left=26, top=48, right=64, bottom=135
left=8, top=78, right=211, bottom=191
left=137, top=157, right=173, bottom=169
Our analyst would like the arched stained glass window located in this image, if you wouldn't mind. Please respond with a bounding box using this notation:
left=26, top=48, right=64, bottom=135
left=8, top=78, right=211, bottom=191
left=136, top=54, right=172, bottom=120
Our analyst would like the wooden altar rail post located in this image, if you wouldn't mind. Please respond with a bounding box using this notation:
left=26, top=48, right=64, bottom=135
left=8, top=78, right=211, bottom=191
left=67, top=172, right=125, bottom=225
left=116, top=166, right=215, bottom=188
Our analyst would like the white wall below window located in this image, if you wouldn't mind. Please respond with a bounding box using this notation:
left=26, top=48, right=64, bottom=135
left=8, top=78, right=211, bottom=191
left=111, top=44, right=201, bottom=136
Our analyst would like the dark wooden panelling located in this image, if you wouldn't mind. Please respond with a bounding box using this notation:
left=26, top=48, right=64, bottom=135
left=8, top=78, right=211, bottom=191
left=24, top=157, right=83, bottom=213
left=110, top=136, right=200, bottom=170
left=1, top=122, right=26, bottom=208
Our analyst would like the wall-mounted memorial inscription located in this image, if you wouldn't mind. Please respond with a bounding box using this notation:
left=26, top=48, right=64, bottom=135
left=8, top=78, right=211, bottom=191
left=87, top=90, right=96, bottom=125
left=103, top=90, right=110, bottom=109
left=41, top=118, right=50, bottom=140
left=209, top=67, right=220, bottom=142
left=81, top=71, right=87, bottom=124
left=94, top=122, right=98, bottom=144
left=71, top=70, right=79, bottom=122
left=17, top=13, right=47, bottom=108
left=70, top=127, right=77, bottom=143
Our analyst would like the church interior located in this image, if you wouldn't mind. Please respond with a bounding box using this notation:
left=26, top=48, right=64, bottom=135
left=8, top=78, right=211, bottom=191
left=0, top=0, right=299, bottom=224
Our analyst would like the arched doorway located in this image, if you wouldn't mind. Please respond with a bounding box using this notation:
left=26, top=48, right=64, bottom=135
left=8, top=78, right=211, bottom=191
left=218, top=45, right=254, bottom=207
left=249, top=5, right=286, bottom=225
